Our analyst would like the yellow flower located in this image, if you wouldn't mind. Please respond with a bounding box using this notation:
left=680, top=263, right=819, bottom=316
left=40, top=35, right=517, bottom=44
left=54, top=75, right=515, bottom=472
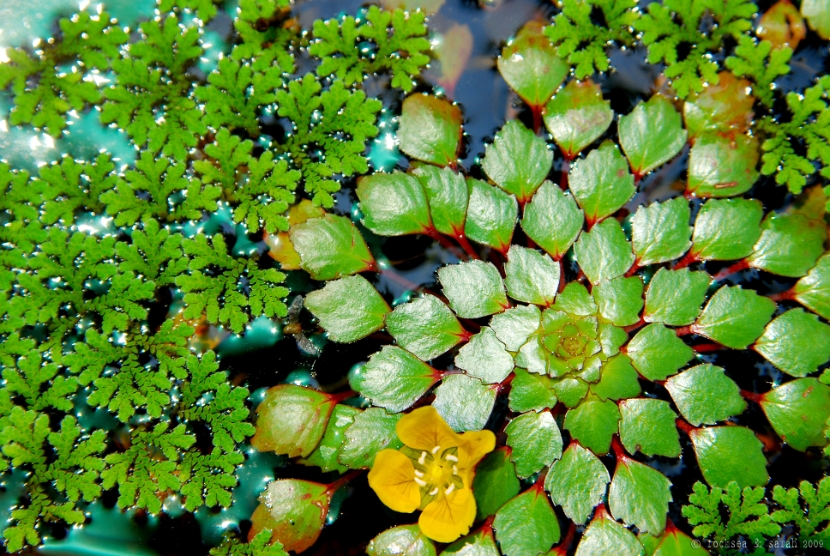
left=367, top=406, right=495, bottom=543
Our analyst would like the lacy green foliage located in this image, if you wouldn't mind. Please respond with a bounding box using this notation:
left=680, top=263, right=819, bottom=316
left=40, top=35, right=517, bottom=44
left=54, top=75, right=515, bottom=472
left=771, top=478, right=830, bottom=541
left=0, top=0, right=430, bottom=551
left=196, top=56, right=285, bottom=136
left=683, top=481, right=780, bottom=547
left=193, top=128, right=299, bottom=233
left=757, top=75, right=830, bottom=194
left=310, top=6, right=430, bottom=92
left=0, top=11, right=127, bottom=136
left=232, top=0, right=295, bottom=67
left=683, top=479, right=830, bottom=552
left=159, top=0, right=224, bottom=22
left=210, top=531, right=288, bottom=556
left=725, top=35, right=792, bottom=108
left=101, top=151, right=221, bottom=225
left=0, top=411, right=106, bottom=552
left=636, top=0, right=757, bottom=98
left=276, top=76, right=382, bottom=207
left=100, top=15, right=205, bottom=162
left=544, top=0, right=638, bottom=78
left=177, top=234, right=289, bottom=332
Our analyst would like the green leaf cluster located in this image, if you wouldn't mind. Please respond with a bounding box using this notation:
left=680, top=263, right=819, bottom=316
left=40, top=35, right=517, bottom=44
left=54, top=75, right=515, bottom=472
left=636, top=0, right=757, bottom=98
left=544, top=0, right=638, bottom=79
left=683, top=478, right=830, bottom=552
left=0, top=11, right=127, bottom=136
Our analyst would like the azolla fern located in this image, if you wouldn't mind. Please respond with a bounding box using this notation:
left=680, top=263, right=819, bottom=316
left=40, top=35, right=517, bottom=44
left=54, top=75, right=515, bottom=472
left=248, top=18, right=830, bottom=556
left=0, top=0, right=429, bottom=553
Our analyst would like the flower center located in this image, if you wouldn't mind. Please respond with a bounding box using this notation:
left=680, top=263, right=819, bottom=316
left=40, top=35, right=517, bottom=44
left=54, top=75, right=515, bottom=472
left=404, top=445, right=465, bottom=508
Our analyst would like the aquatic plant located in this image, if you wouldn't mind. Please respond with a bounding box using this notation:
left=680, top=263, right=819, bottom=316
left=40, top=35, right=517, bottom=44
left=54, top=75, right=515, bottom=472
left=1, top=0, right=830, bottom=554
left=250, top=13, right=830, bottom=555
left=0, top=0, right=428, bottom=552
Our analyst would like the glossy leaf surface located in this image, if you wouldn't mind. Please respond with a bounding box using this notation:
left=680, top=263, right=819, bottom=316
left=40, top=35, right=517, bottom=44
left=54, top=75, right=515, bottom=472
left=305, top=275, right=391, bottom=343
left=290, top=214, right=375, bottom=280
left=397, top=93, right=462, bottom=166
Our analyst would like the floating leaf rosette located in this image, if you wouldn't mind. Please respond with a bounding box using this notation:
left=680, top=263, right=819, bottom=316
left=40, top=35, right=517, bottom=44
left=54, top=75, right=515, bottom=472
left=250, top=81, right=830, bottom=554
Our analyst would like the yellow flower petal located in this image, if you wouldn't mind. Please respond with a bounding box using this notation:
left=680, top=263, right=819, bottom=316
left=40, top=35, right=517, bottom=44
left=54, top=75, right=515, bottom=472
left=367, top=449, right=421, bottom=513
left=418, top=488, right=477, bottom=543
left=397, top=406, right=461, bottom=452
left=457, top=429, right=496, bottom=483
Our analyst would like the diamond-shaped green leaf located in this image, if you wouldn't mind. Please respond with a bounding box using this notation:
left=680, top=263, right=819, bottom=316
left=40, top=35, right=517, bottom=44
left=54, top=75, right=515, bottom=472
left=481, top=120, right=553, bottom=204
left=630, top=197, right=691, bottom=266
left=665, top=364, right=746, bottom=426
left=497, top=21, right=569, bottom=109
left=690, top=198, right=764, bottom=261
left=489, top=305, right=541, bottom=352
left=593, top=276, right=644, bottom=327
left=545, top=443, right=610, bottom=524
left=357, top=171, right=432, bottom=236
left=686, top=134, right=760, bottom=198
left=754, top=308, right=830, bottom=377
left=619, top=398, right=680, bottom=458
left=544, top=79, right=613, bottom=160
left=570, top=141, right=636, bottom=225
left=338, top=407, right=403, bottom=469
left=290, top=214, right=375, bottom=280
left=412, top=164, right=468, bottom=236
left=473, top=447, right=521, bottom=520
left=443, top=528, right=500, bottom=556
left=434, top=374, right=496, bottom=432
left=367, top=525, right=436, bottom=556
left=504, top=245, right=560, bottom=306
left=397, top=93, right=462, bottom=166
left=794, top=253, right=830, bottom=320
left=509, top=369, right=558, bottom=412
left=760, top=378, right=830, bottom=451
left=455, top=327, right=515, bottom=383
left=642, top=528, right=709, bottom=556
left=505, top=410, right=563, bottom=478
left=251, top=479, right=330, bottom=553
left=575, top=218, right=635, bottom=285
left=692, top=285, right=776, bottom=349
left=438, top=260, right=509, bottom=318
left=552, top=376, right=590, bottom=407
left=590, top=354, right=642, bottom=401
left=553, top=282, right=597, bottom=316
left=609, top=458, right=672, bottom=535
left=644, top=268, right=710, bottom=326
left=300, top=404, right=360, bottom=473
left=305, top=275, right=391, bottom=343
left=386, top=295, right=467, bottom=361
left=626, top=324, right=694, bottom=381
left=521, top=181, right=584, bottom=259
left=493, top=488, right=560, bottom=556
left=251, top=385, right=336, bottom=457
left=464, top=177, right=518, bottom=253
left=619, top=95, right=688, bottom=177
left=350, top=346, right=439, bottom=412
left=575, top=507, right=645, bottom=556
left=563, top=395, right=620, bottom=455
left=747, top=212, right=828, bottom=278
left=689, top=426, right=769, bottom=488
